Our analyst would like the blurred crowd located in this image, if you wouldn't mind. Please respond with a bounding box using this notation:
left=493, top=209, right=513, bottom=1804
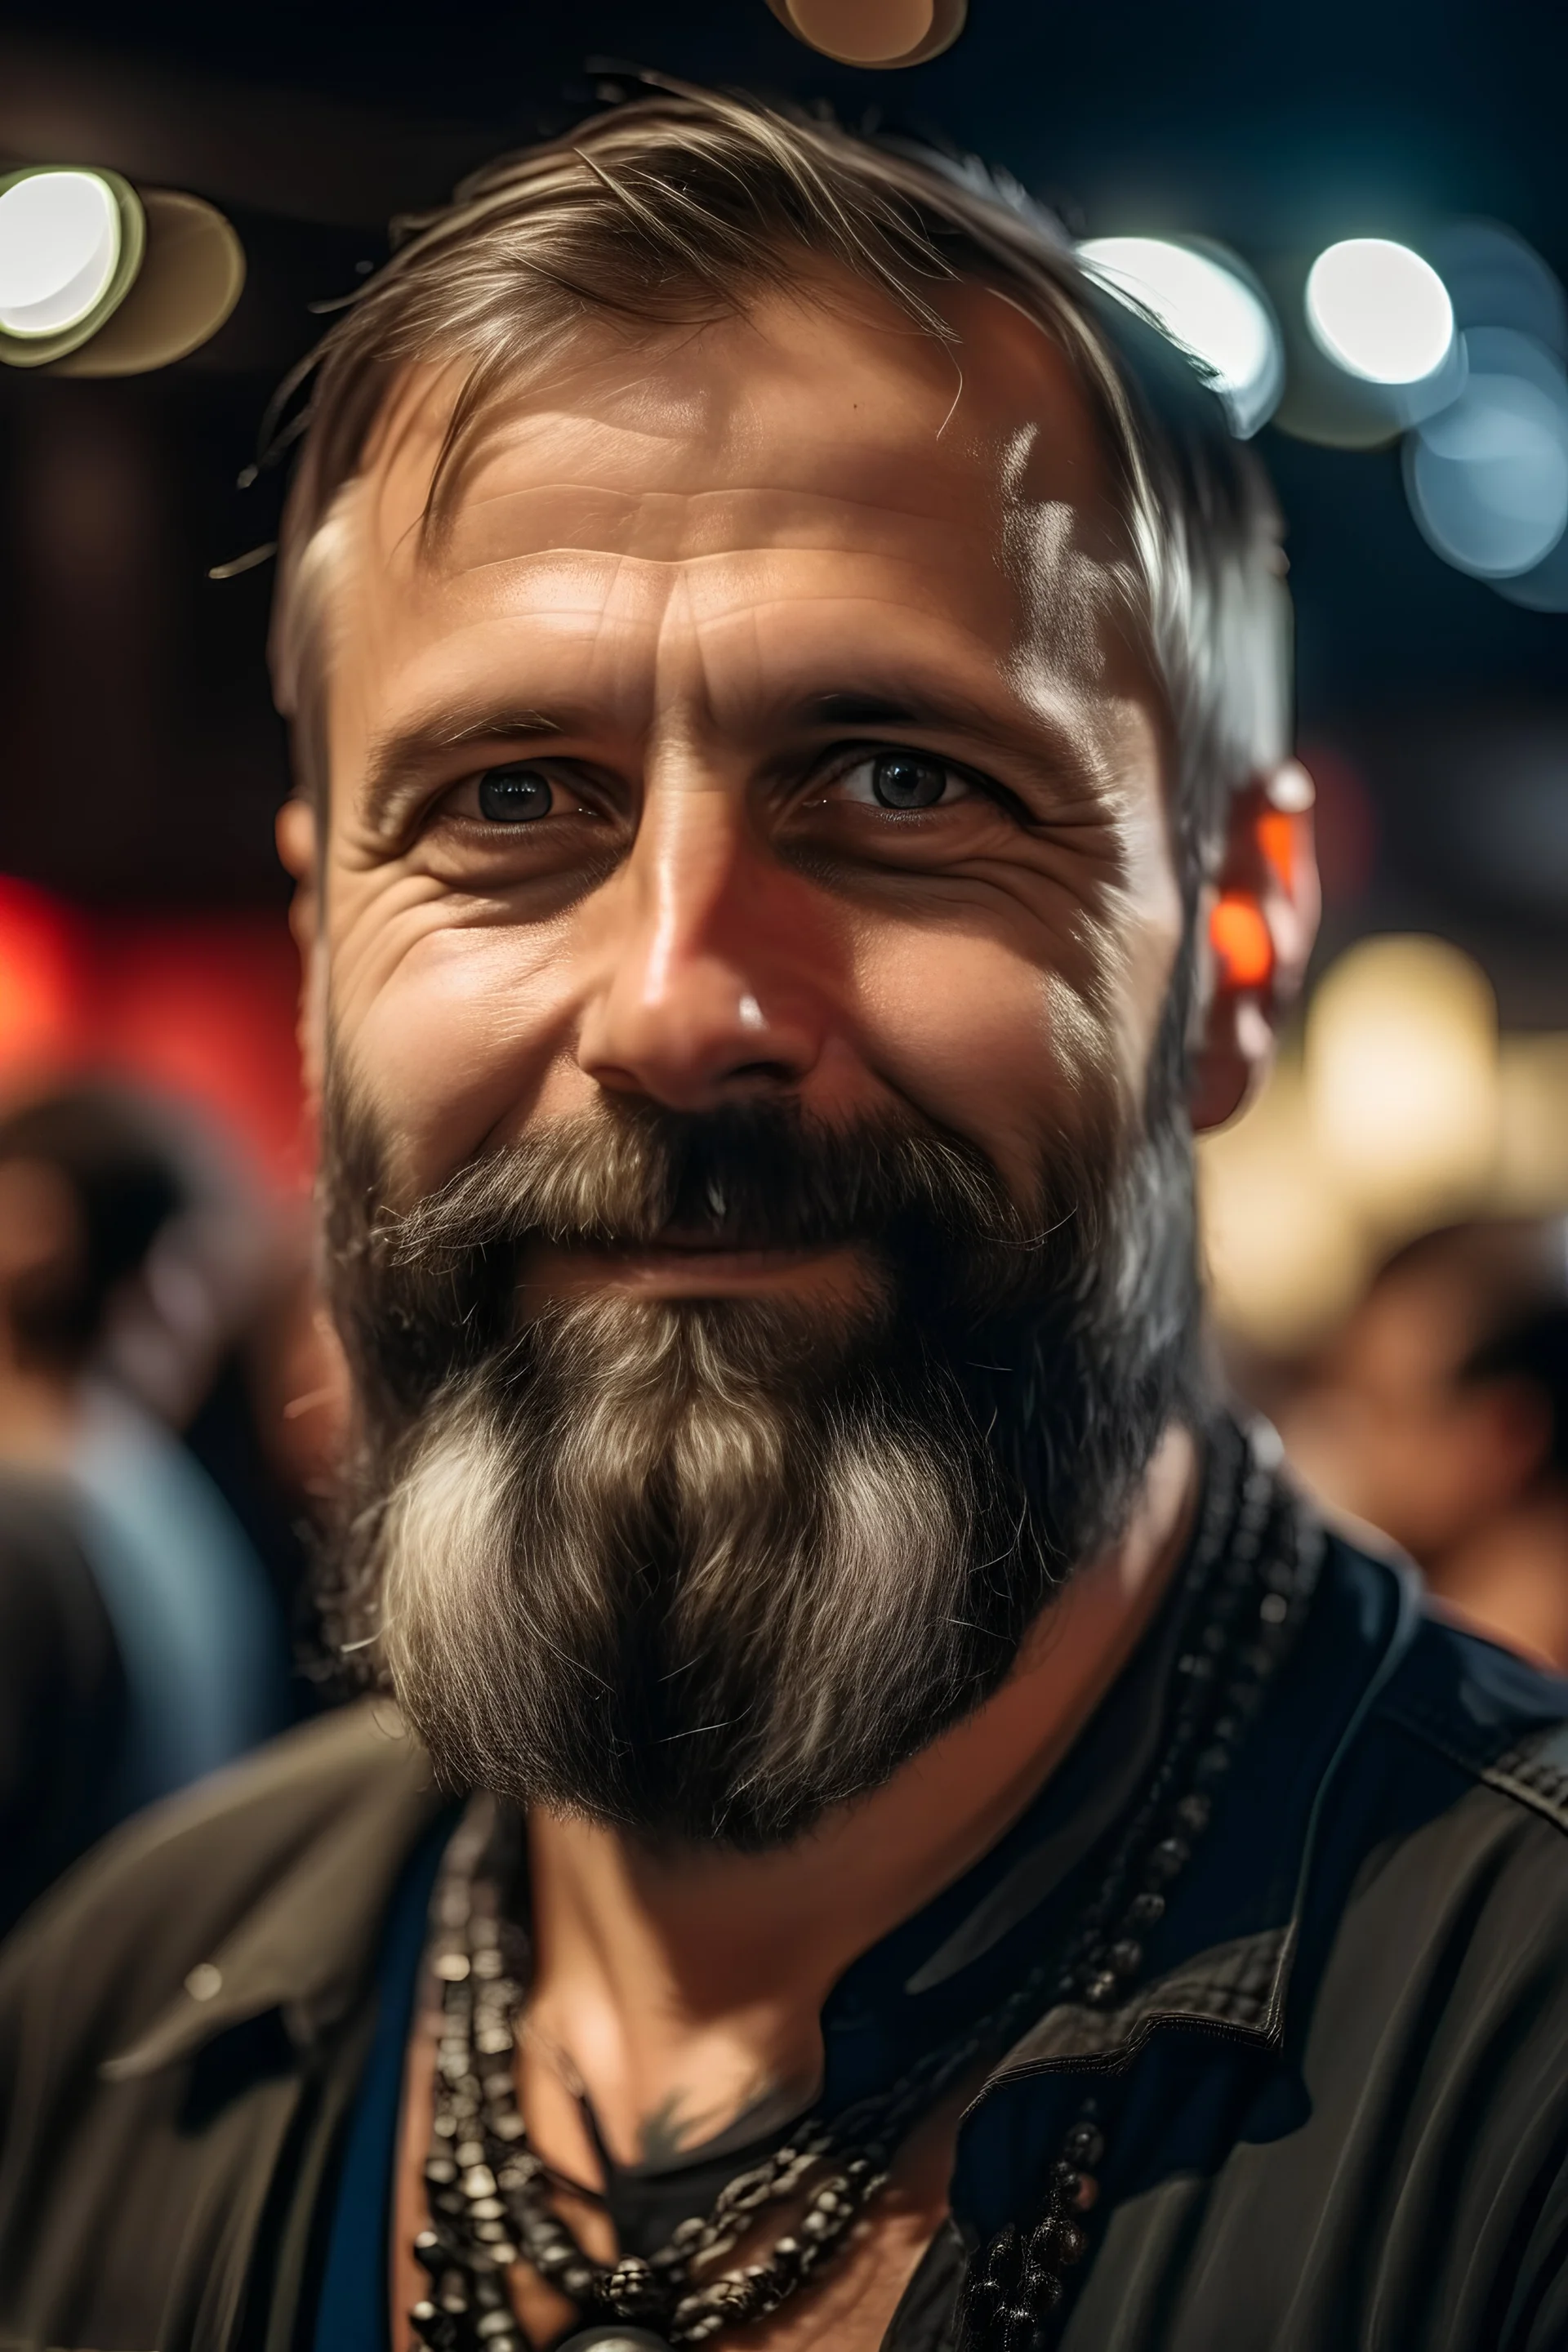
left=2, top=1068, right=1567, bottom=1940
left=0, top=1080, right=345, bottom=1934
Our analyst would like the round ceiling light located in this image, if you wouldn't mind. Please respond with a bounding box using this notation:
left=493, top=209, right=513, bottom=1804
left=1305, top=238, right=1455, bottom=385
left=1078, top=235, right=1284, bottom=434
left=0, top=168, right=243, bottom=376
left=764, top=0, right=966, bottom=65
left=0, top=168, right=127, bottom=339
left=0, top=165, right=144, bottom=368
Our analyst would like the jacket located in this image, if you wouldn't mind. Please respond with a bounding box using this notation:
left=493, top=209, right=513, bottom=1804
left=6, top=1532, right=1568, bottom=2351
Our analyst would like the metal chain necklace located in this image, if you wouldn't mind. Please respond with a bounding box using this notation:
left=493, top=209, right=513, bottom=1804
left=409, top=1420, right=1320, bottom=2352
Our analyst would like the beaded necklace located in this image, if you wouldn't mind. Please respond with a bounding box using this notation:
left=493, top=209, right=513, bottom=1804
left=409, top=1420, right=1319, bottom=2352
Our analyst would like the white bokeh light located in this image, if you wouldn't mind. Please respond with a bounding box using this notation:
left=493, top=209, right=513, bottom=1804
left=1078, top=235, right=1283, bottom=435
left=0, top=170, right=121, bottom=338
left=1305, top=238, right=1455, bottom=385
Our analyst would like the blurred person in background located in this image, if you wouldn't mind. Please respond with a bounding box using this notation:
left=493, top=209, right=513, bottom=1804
left=183, top=1209, right=352, bottom=1693
left=0, top=1083, right=293, bottom=1932
left=1284, top=1218, right=1568, bottom=1671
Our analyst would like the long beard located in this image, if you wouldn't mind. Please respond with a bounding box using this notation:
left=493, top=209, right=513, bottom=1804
left=318, top=1067, right=1202, bottom=1850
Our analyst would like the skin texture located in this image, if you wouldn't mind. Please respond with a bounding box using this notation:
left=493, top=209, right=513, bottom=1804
left=276, top=265, right=1316, bottom=2350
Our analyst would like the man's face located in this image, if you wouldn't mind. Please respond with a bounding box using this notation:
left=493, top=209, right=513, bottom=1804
left=298, top=274, right=1197, bottom=1843
left=314, top=276, right=1180, bottom=1227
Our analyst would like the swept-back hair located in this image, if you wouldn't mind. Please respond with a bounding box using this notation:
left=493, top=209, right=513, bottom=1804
left=269, top=78, right=1290, bottom=906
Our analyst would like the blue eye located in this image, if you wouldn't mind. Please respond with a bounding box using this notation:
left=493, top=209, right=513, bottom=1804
left=871, top=753, right=948, bottom=808
left=477, top=766, right=554, bottom=822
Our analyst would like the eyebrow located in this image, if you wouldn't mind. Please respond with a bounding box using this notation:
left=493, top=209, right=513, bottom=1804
left=793, top=684, right=1090, bottom=786
left=359, top=706, right=567, bottom=836
left=356, top=674, right=1096, bottom=837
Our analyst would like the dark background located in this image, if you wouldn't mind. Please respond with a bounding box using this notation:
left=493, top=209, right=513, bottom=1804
left=2, top=0, right=1564, bottom=1013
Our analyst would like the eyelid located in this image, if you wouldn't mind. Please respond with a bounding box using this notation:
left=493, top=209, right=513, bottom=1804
left=815, top=741, right=1021, bottom=818
left=436, top=756, right=605, bottom=826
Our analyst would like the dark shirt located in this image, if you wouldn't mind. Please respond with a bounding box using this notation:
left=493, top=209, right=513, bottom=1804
left=310, top=1546, right=1193, bottom=2349
left=7, top=1494, right=1568, bottom=2351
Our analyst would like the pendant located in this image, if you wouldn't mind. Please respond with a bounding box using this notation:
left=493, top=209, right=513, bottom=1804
left=555, top=2333, right=675, bottom=2352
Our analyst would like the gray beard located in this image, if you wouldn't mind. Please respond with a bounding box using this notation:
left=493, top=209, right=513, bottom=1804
left=318, top=1075, right=1201, bottom=1850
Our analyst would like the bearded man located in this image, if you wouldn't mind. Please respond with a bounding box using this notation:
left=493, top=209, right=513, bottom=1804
left=6, top=84, right=1568, bottom=2352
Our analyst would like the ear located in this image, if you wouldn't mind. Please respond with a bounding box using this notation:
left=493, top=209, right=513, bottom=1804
left=276, top=798, right=327, bottom=1116
left=1188, top=760, right=1321, bottom=1132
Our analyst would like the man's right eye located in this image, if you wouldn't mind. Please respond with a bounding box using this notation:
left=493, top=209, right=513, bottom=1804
left=475, top=765, right=557, bottom=822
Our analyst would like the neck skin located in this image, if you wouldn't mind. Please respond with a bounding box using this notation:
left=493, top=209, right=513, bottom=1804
left=522, top=1421, right=1199, bottom=2174
left=0, top=1322, right=78, bottom=1471
left=1423, top=1481, right=1568, bottom=1673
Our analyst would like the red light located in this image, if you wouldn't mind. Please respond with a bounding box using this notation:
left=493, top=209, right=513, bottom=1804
left=1210, top=893, right=1274, bottom=991
left=0, top=877, right=86, bottom=1082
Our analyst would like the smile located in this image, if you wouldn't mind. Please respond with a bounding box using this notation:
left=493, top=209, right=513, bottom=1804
left=520, top=1237, right=872, bottom=1303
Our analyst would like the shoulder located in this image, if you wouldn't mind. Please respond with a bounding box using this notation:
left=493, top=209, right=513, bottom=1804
left=0, top=1698, right=447, bottom=2082
left=1350, top=1536, right=1568, bottom=1832
left=1298, top=1536, right=1568, bottom=2003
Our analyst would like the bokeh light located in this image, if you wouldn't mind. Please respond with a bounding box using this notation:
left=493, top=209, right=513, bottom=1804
left=1079, top=235, right=1283, bottom=434
left=764, top=0, right=965, bottom=64
left=1428, top=220, right=1568, bottom=359
left=1305, top=238, right=1455, bottom=385
left=1305, top=937, right=1498, bottom=1220
left=1200, top=1062, right=1371, bottom=1351
left=0, top=169, right=121, bottom=338
left=1405, top=366, right=1568, bottom=578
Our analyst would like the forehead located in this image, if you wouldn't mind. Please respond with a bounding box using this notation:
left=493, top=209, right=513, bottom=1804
left=326, top=273, right=1146, bottom=737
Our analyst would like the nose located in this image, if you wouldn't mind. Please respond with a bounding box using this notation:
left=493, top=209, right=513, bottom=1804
left=576, top=779, right=828, bottom=1113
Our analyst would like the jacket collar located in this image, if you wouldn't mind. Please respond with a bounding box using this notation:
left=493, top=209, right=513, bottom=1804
left=103, top=1705, right=450, bottom=2082
left=102, top=1525, right=1423, bottom=2108
left=977, top=1542, right=1424, bottom=2091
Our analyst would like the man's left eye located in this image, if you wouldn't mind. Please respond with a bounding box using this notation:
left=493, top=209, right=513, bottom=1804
left=837, top=752, right=972, bottom=810
left=475, top=764, right=558, bottom=823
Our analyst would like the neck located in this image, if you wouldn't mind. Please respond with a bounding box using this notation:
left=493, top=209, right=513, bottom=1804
left=1423, top=1483, right=1568, bottom=1672
left=0, top=1332, right=78, bottom=1470
left=523, top=1422, right=1200, bottom=2169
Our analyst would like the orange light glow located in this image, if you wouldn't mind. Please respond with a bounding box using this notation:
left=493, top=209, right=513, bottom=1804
left=1258, top=812, right=1296, bottom=893
left=1210, top=893, right=1274, bottom=990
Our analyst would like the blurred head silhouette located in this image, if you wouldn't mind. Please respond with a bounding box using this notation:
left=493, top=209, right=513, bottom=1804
left=0, top=1085, right=191, bottom=1464
left=1285, top=1218, right=1568, bottom=1667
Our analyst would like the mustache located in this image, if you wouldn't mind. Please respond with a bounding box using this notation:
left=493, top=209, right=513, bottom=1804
left=350, top=1095, right=1079, bottom=1275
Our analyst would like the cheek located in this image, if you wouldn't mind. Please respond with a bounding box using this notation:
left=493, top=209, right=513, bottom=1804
left=327, top=886, right=578, bottom=1192
left=853, top=928, right=1116, bottom=1199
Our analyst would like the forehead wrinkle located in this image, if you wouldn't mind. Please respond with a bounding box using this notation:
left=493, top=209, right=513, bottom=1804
left=436, top=439, right=1023, bottom=580
left=413, top=298, right=1045, bottom=560
left=327, top=290, right=1156, bottom=806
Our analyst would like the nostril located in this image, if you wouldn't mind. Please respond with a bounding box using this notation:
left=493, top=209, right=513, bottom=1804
left=725, top=1058, right=799, bottom=1086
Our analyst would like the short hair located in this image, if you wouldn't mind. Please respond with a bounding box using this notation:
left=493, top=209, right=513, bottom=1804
left=269, top=79, right=1290, bottom=905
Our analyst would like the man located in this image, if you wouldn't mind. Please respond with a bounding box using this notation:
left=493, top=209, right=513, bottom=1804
left=4, top=84, right=1568, bottom=2352
left=1285, top=1218, right=1568, bottom=1669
